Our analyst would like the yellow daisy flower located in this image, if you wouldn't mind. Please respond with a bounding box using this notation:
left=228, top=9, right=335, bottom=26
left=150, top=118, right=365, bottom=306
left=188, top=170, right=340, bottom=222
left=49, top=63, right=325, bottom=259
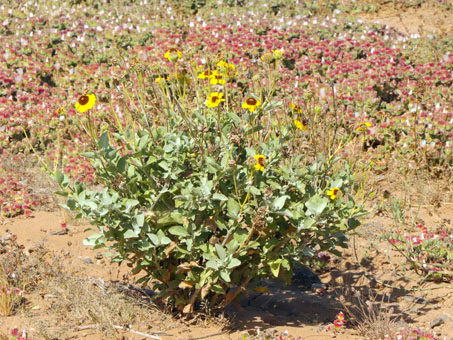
left=327, top=187, right=342, bottom=200
left=260, top=53, right=273, bottom=63
left=164, top=48, right=182, bottom=62
left=356, top=122, right=371, bottom=132
left=254, top=155, right=266, bottom=172
left=209, top=71, right=225, bottom=85
left=272, top=49, right=283, bottom=60
left=216, top=60, right=229, bottom=70
left=242, top=97, right=261, bottom=112
left=155, top=77, right=166, bottom=84
left=294, top=119, right=308, bottom=131
left=75, top=94, right=96, bottom=113
left=289, top=103, right=303, bottom=114
left=198, top=69, right=214, bottom=80
left=205, top=92, right=225, bottom=108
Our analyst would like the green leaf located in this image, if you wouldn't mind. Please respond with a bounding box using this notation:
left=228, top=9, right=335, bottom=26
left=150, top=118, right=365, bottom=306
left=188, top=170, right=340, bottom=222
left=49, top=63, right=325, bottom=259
left=124, top=199, right=139, bottom=212
left=211, top=284, right=226, bottom=294
left=227, top=111, right=241, bottom=124
left=269, top=260, right=281, bottom=277
left=206, top=260, right=220, bottom=270
left=220, top=270, right=231, bottom=282
left=55, top=190, right=68, bottom=197
left=148, top=233, right=159, bottom=245
left=160, top=236, right=171, bottom=245
left=301, top=217, right=316, bottom=230
left=98, top=131, right=109, bottom=149
left=305, top=196, right=328, bottom=216
left=272, top=195, right=289, bottom=210
left=233, top=228, right=248, bottom=244
left=83, top=234, right=101, bottom=246
left=55, top=170, right=64, bottom=186
left=227, top=197, right=240, bottom=219
left=124, top=229, right=139, bottom=239
left=80, top=151, right=96, bottom=159
left=117, top=156, right=127, bottom=173
left=134, top=213, right=145, bottom=227
left=347, top=217, right=361, bottom=229
left=249, top=186, right=261, bottom=195
left=213, top=193, right=228, bottom=201
left=169, top=225, right=188, bottom=237
left=215, top=244, right=226, bottom=261
left=227, top=258, right=241, bottom=269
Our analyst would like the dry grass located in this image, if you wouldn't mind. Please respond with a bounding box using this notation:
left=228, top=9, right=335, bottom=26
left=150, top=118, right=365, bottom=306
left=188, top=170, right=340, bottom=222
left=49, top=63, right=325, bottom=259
left=0, top=236, right=175, bottom=340
left=36, top=276, right=167, bottom=339
left=338, top=287, right=401, bottom=340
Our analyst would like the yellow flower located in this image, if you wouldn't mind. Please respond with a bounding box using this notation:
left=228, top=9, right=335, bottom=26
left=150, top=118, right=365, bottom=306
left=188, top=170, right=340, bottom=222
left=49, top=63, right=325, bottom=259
left=216, top=60, right=229, bottom=70
left=198, top=69, right=214, bottom=80
left=209, top=71, right=225, bottom=85
left=327, top=187, right=342, bottom=200
left=294, top=119, right=308, bottom=131
left=205, top=92, right=225, bottom=108
left=289, top=103, right=303, bottom=115
left=356, top=122, right=371, bottom=131
left=164, top=48, right=182, bottom=62
left=272, top=49, right=283, bottom=60
left=254, top=155, right=266, bottom=172
left=155, top=76, right=166, bottom=84
left=242, top=97, right=261, bottom=112
left=75, top=94, right=96, bottom=113
left=260, top=53, right=273, bottom=63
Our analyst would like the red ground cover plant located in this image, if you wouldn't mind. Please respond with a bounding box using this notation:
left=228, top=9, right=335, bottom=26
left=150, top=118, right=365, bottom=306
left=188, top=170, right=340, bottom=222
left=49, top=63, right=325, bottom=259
left=0, top=2, right=451, bottom=217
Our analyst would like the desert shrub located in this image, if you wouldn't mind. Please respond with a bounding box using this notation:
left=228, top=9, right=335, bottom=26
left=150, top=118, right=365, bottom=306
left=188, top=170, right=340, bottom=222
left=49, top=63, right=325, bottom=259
left=54, top=54, right=365, bottom=313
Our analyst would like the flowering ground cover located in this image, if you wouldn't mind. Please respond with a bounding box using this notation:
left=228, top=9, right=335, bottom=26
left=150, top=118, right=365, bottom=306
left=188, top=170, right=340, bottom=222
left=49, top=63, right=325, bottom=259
left=0, top=0, right=452, bottom=339
left=0, top=0, right=452, bottom=217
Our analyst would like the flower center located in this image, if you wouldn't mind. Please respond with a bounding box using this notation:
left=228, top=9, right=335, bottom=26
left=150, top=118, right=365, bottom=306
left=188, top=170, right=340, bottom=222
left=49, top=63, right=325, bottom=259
left=78, top=95, right=89, bottom=105
left=204, top=70, right=212, bottom=76
left=257, top=157, right=265, bottom=166
left=169, top=48, right=178, bottom=53
left=333, top=188, right=339, bottom=194
left=211, top=96, right=219, bottom=103
left=246, top=98, right=257, bottom=105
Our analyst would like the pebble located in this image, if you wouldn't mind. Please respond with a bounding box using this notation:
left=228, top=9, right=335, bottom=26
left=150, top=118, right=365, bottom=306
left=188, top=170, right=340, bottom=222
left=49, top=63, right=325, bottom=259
left=311, top=283, right=327, bottom=291
left=430, top=315, right=451, bottom=329
left=95, top=252, right=103, bottom=260
left=83, top=257, right=94, bottom=264
left=403, top=295, right=426, bottom=304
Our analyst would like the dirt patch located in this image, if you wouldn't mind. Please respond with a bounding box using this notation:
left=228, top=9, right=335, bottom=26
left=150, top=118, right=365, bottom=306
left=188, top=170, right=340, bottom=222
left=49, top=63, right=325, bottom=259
left=0, top=205, right=452, bottom=340
left=358, top=2, right=453, bottom=35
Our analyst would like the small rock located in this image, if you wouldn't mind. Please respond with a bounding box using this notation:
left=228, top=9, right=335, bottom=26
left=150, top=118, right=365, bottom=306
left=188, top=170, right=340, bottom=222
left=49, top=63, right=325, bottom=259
left=95, top=252, right=103, bottom=260
left=403, top=295, right=425, bottom=304
left=311, top=283, right=327, bottom=291
left=83, top=257, right=93, bottom=264
left=67, top=241, right=72, bottom=246
left=430, top=315, right=451, bottom=329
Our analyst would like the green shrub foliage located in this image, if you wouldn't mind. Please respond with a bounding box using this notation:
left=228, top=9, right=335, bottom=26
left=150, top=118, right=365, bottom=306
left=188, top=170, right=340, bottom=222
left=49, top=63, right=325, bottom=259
left=56, top=98, right=365, bottom=314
